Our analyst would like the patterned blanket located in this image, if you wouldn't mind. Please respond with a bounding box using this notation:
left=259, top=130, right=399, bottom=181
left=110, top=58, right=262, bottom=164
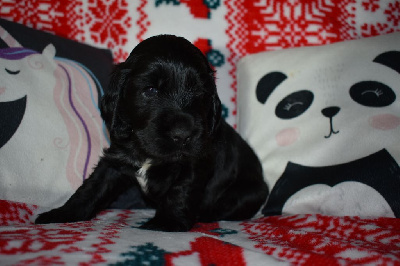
left=1, top=0, right=398, bottom=126
left=1, top=1, right=400, bottom=265
left=1, top=200, right=399, bottom=265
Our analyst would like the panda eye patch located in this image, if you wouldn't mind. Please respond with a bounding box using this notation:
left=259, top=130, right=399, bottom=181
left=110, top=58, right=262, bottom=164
left=349, top=81, right=395, bottom=107
left=275, top=90, right=314, bottom=119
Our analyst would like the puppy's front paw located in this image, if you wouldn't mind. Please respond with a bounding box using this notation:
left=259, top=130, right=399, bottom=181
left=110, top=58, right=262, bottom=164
left=35, top=209, right=69, bottom=224
left=140, top=217, right=192, bottom=232
left=35, top=210, right=62, bottom=224
left=35, top=208, right=87, bottom=224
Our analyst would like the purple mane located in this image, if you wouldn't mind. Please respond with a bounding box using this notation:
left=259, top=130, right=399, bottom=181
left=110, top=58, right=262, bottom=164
left=0, top=47, right=37, bottom=60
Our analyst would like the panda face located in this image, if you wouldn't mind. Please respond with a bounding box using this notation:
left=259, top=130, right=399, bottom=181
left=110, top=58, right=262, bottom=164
left=254, top=50, right=400, bottom=167
left=251, top=49, right=400, bottom=218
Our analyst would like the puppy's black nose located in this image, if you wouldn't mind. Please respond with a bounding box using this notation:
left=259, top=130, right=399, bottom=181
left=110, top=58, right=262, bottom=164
left=170, top=128, right=192, bottom=145
left=165, top=113, right=195, bottom=146
left=321, top=106, right=340, bottom=118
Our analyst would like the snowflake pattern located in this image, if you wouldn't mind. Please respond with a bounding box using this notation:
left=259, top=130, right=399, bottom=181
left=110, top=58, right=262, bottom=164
left=86, top=0, right=131, bottom=49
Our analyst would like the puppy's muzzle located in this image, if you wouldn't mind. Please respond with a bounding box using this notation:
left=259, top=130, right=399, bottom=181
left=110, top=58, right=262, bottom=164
left=169, top=127, right=192, bottom=146
left=164, top=112, right=196, bottom=147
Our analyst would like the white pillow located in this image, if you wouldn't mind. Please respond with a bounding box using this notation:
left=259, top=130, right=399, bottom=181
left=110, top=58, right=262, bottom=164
left=237, top=32, right=400, bottom=218
left=0, top=21, right=110, bottom=208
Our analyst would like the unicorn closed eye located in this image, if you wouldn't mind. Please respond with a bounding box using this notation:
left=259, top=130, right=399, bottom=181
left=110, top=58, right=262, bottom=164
left=0, top=26, right=108, bottom=208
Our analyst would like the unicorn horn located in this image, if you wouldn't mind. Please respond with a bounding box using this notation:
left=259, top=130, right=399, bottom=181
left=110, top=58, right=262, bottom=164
left=0, top=25, right=22, bottom=48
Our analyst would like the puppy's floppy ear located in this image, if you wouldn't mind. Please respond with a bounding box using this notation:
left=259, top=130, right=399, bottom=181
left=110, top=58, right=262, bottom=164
left=100, top=63, right=131, bottom=139
left=203, top=61, right=222, bottom=136
left=209, top=91, right=222, bottom=136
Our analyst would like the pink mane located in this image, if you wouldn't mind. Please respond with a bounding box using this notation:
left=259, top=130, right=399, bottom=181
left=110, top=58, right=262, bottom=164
left=53, top=59, right=108, bottom=189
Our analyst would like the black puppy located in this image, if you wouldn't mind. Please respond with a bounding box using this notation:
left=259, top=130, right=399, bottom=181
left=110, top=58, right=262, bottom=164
left=36, top=35, right=268, bottom=232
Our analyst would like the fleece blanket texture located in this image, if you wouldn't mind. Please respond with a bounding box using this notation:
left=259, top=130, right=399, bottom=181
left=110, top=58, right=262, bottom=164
left=1, top=200, right=400, bottom=265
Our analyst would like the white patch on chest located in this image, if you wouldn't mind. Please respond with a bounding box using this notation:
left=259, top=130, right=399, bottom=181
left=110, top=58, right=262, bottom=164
left=136, top=159, right=152, bottom=194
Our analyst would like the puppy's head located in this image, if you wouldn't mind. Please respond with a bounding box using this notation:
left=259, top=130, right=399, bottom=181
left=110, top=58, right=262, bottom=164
left=101, top=35, right=222, bottom=161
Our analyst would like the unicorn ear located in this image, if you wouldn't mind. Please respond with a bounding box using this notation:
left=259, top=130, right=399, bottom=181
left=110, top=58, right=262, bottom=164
left=42, top=44, right=56, bottom=60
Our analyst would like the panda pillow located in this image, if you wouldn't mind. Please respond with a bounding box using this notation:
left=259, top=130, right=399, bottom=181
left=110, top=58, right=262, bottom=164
left=237, top=32, right=400, bottom=218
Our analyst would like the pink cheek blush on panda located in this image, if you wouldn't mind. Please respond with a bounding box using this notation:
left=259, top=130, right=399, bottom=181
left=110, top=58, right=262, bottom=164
left=276, top=127, right=300, bottom=146
left=369, top=114, right=400, bottom=130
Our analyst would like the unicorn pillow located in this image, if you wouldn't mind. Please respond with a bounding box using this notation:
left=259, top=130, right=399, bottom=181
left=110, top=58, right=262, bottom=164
left=0, top=20, right=112, bottom=209
left=237, top=32, right=400, bottom=218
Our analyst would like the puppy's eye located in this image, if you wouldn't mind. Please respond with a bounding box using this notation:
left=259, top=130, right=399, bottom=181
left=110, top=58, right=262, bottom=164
left=142, top=87, right=158, bottom=98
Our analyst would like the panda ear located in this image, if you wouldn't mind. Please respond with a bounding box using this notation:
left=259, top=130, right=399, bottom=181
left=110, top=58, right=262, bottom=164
left=256, top=71, right=287, bottom=104
left=373, top=51, right=400, bottom=74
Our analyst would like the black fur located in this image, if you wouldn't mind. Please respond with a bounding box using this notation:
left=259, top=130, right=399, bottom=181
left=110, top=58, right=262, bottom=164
left=35, top=35, right=268, bottom=232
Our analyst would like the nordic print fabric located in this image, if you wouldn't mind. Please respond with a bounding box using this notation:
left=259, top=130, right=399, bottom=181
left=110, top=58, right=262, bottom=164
left=0, top=199, right=400, bottom=265
left=1, top=0, right=398, bottom=126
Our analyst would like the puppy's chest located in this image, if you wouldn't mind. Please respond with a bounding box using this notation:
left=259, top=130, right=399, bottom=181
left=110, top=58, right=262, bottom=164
left=136, top=159, right=152, bottom=194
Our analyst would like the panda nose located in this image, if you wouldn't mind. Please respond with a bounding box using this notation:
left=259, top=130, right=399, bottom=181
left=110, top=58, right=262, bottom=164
left=321, top=106, right=340, bottom=118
